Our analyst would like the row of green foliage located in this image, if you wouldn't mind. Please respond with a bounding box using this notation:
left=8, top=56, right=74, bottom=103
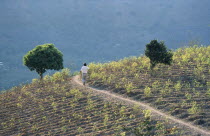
left=0, top=71, right=185, bottom=135
left=87, top=45, right=210, bottom=129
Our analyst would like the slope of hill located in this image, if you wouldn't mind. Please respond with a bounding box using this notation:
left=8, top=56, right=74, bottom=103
left=0, top=69, right=198, bottom=136
left=73, top=75, right=210, bottom=135
left=88, top=45, right=210, bottom=131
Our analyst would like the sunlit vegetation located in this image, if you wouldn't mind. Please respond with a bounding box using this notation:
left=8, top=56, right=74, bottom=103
left=88, top=45, right=210, bottom=130
left=0, top=46, right=209, bottom=135
left=0, top=69, right=187, bottom=135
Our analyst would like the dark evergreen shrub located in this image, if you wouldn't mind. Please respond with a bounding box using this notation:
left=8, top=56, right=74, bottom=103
left=145, top=40, right=173, bottom=69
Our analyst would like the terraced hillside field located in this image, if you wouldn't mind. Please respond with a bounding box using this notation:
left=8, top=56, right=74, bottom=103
left=0, top=69, right=190, bottom=136
left=88, top=46, right=210, bottom=131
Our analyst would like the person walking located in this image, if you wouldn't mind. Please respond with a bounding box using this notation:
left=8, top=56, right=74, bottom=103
left=80, top=63, right=89, bottom=86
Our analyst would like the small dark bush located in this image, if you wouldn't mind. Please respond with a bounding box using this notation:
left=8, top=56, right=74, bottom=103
left=145, top=40, right=173, bottom=69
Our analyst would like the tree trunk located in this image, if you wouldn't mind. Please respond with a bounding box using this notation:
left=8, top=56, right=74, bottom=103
left=40, top=73, right=43, bottom=80
left=150, top=62, right=156, bottom=70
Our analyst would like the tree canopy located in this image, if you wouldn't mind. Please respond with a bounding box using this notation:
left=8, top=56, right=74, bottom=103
left=23, top=43, right=63, bottom=79
left=145, top=40, right=173, bottom=69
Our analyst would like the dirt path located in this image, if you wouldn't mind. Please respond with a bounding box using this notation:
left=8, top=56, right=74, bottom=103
left=72, top=75, right=210, bottom=136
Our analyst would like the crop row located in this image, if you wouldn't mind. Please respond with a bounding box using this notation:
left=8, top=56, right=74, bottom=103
left=0, top=71, right=186, bottom=136
left=88, top=46, right=210, bottom=130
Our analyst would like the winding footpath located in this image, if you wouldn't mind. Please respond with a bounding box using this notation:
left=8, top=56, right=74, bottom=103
left=73, top=75, right=210, bottom=136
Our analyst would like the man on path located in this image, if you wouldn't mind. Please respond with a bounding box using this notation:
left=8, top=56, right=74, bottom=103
left=80, top=63, right=89, bottom=86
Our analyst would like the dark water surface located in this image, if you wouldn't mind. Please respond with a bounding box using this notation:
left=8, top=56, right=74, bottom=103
left=1, top=0, right=210, bottom=91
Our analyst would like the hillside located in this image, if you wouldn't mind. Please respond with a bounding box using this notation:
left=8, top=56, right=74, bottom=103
left=88, top=45, right=210, bottom=131
left=0, top=46, right=209, bottom=135
left=0, top=69, right=201, bottom=135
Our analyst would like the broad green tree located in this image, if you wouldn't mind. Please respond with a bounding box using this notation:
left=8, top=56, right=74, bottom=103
left=23, top=43, right=63, bottom=79
left=145, top=40, right=173, bottom=70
